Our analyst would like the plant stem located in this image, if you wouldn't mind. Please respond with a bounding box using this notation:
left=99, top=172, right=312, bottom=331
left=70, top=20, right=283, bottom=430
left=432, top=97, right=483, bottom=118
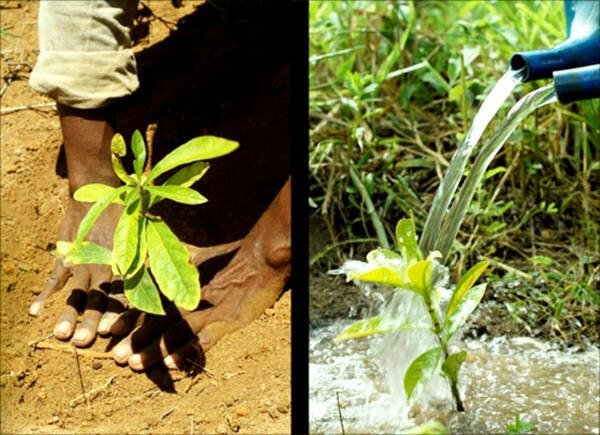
left=426, top=297, right=465, bottom=412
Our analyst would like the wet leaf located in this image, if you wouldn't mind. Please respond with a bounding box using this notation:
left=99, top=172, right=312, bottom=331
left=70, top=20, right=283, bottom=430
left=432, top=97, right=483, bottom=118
left=146, top=219, right=200, bottom=310
left=407, top=259, right=432, bottom=295
left=404, top=347, right=443, bottom=400
left=443, top=283, right=487, bottom=342
left=124, top=266, right=165, bottom=315
left=441, top=351, right=466, bottom=384
left=395, top=218, right=422, bottom=263
left=112, top=194, right=141, bottom=276
left=146, top=185, right=208, bottom=205
left=131, top=130, right=146, bottom=177
left=446, top=260, right=489, bottom=319
left=335, top=315, right=431, bottom=341
left=148, top=136, right=238, bottom=181
left=75, top=186, right=127, bottom=244
left=164, top=161, right=210, bottom=187
left=73, top=184, right=125, bottom=205
left=348, top=266, right=408, bottom=288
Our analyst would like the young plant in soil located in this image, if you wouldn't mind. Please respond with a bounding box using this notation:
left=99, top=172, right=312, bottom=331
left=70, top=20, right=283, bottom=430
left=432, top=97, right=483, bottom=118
left=336, top=217, right=488, bottom=412
left=56, top=131, right=238, bottom=315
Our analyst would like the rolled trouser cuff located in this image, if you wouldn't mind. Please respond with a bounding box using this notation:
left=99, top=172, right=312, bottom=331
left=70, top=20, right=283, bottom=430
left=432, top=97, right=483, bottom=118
left=29, top=49, right=139, bottom=109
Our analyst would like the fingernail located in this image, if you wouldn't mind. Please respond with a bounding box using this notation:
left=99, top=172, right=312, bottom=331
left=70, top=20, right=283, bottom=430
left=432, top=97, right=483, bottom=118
left=129, top=354, right=142, bottom=370
left=98, top=319, right=110, bottom=334
left=112, top=344, right=131, bottom=362
left=198, top=332, right=211, bottom=345
left=54, top=321, right=72, bottom=339
left=29, top=302, right=41, bottom=317
left=163, top=355, right=177, bottom=369
left=72, top=329, right=89, bottom=345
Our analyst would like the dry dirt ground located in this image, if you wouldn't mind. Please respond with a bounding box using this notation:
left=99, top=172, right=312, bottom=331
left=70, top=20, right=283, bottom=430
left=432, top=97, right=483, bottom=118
left=1, top=2, right=291, bottom=433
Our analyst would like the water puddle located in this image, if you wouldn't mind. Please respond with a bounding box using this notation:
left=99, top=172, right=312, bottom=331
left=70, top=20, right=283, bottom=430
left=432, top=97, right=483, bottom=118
left=309, top=320, right=599, bottom=434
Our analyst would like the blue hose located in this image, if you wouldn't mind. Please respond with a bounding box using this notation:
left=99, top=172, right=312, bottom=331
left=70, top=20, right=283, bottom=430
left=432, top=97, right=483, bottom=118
left=553, top=64, right=600, bottom=103
left=510, top=0, right=600, bottom=83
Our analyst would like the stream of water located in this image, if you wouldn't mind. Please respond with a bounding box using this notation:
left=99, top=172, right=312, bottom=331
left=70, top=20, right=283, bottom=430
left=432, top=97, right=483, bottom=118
left=309, top=320, right=600, bottom=434
left=437, top=84, right=558, bottom=258
left=420, top=68, right=524, bottom=255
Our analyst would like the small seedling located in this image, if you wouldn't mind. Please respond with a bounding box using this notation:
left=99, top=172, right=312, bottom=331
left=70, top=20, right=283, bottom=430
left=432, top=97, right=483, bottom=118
left=506, top=413, right=535, bottom=434
left=336, top=217, right=488, bottom=412
left=56, top=130, right=238, bottom=315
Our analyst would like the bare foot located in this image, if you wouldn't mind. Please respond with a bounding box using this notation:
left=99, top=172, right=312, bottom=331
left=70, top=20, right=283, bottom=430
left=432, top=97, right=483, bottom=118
left=111, top=178, right=291, bottom=371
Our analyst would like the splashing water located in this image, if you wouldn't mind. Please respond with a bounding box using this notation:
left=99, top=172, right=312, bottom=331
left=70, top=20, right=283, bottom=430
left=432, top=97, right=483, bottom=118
left=309, top=321, right=600, bottom=434
left=437, top=84, right=558, bottom=257
left=420, top=68, right=524, bottom=255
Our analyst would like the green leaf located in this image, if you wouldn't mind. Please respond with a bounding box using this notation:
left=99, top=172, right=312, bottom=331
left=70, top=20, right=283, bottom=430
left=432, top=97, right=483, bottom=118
left=443, top=283, right=487, bottom=342
left=59, top=241, right=113, bottom=266
left=131, top=130, right=146, bottom=177
left=111, top=133, right=126, bottom=157
left=406, top=260, right=432, bottom=295
left=164, top=162, right=210, bottom=187
left=73, top=183, right=125, bottom=205
left=348, top=266, right=409, bottom=288
left=441, top=351, right=467, bottom=384
left=376, top=44, right=400, bottom=84
left=148, top=136, right=238, bottom=181
left=111, top=154, right=134, bottom=184
left=366, top=247, right=403, bottom=262
left=146, top=185, right=208, bottom=205
left=404, top=347, right=443, bottom=400
left=146, top=219, right=200, bottom=310
left=75, top=186, right=128, bottom=244
left=112, top=194, right=141, bottom=276
left=395, top=218, right=422, bottom=263
left=335, top=316, right=431, bottom=342
left=124, top=266, right=165, bottom=315
left=124, top=216, right=148, bottom=278
left=445, top=260, right=489, bottom=319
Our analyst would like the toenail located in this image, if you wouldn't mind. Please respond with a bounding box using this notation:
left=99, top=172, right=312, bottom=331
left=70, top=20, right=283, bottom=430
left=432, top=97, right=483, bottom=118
left=54, top=321, right=72, bottom=337
left=113, top=344, right=130, bottom=361
left=72, top=329, right=89, bottom=343
left=98, top=319, right=110, bottom=333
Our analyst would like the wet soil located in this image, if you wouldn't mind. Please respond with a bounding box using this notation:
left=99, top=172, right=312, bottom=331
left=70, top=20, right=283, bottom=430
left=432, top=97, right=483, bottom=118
left=1, top=1, right=295, bottom=433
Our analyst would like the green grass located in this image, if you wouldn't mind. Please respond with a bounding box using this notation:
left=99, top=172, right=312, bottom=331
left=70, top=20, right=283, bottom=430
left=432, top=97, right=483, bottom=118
left=309, top=0, right=599, bottom=344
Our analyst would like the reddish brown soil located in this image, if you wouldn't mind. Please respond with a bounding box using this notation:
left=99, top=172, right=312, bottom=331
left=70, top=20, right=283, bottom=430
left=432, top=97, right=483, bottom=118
left=1, top=2, right=290, bottom=433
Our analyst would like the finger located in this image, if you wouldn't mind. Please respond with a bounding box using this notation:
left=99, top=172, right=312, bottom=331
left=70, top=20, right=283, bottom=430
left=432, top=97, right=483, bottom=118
left=112, top=312, right=177, bottom=365
left=163, top=340, right=203, bottom=370
left=185, top=239, right=242, bottom=266
left=72, top=268, right=111, bottom=347
left=98, top=293, right=129, bottom=336
left=29, top=262, right=70, bottom=316
left=109, top=308, right=141, bottom=336
left=53, top=270, right=90, bottom=340
left=129, top=311, right=210, bottom=371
